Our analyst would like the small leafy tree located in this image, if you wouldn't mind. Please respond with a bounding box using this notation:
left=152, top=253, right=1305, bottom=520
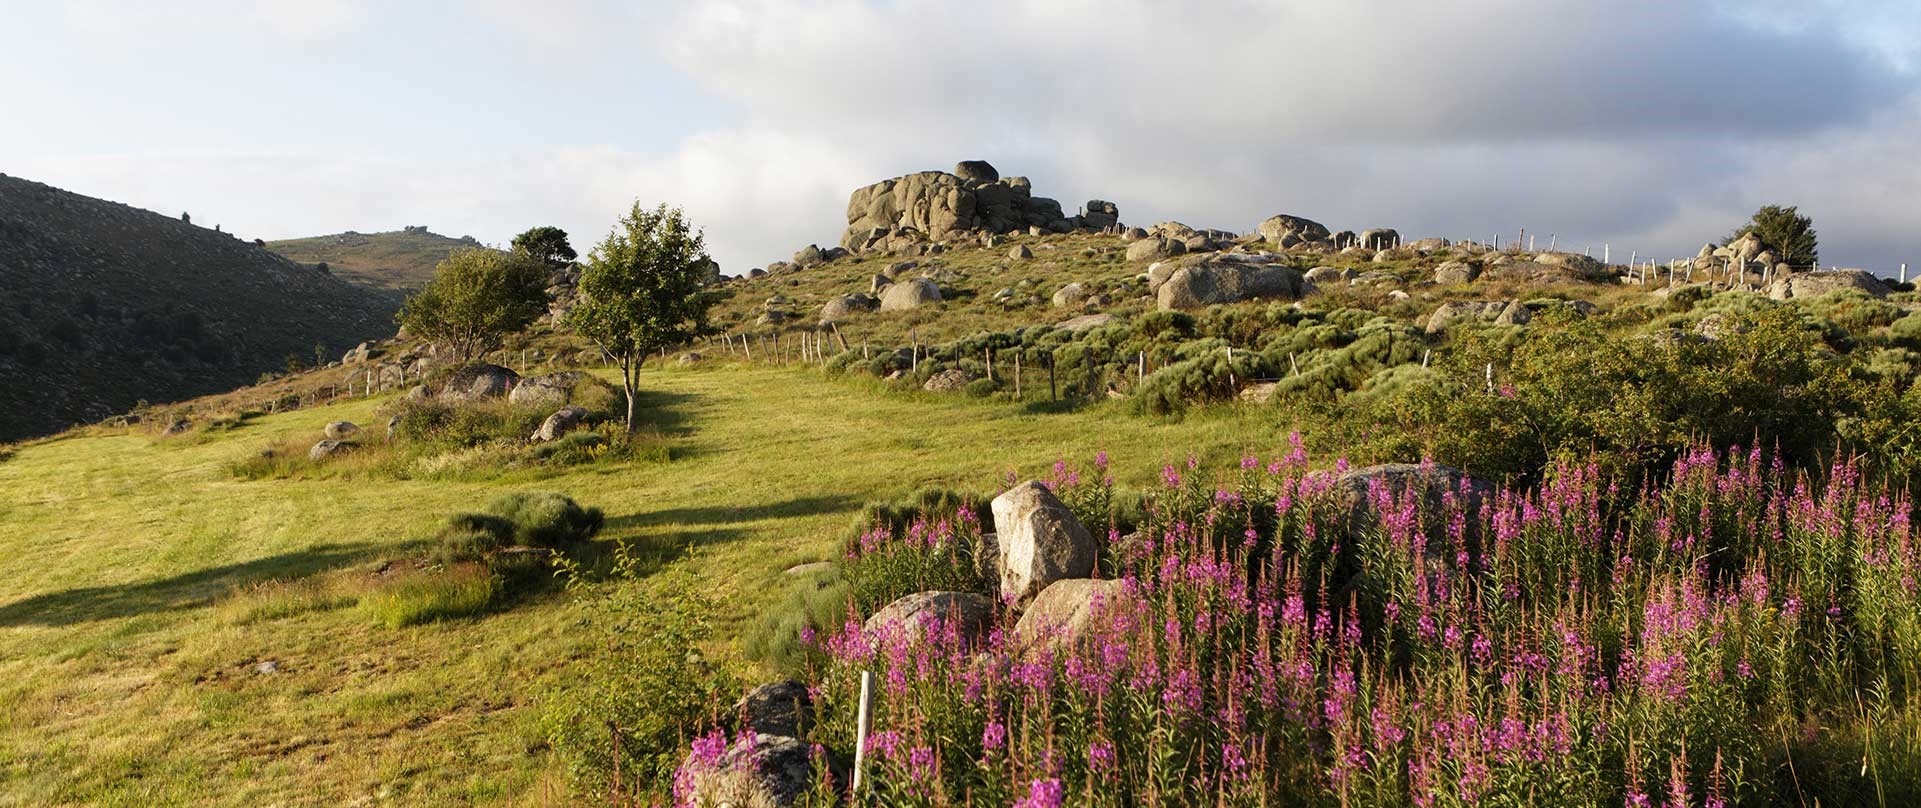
left=398, top=248, right=548, bottom=364
left=1730, top=205, right=1818, bottom=268
left=567, top=203, right=714, bottom=433
left=512, top=225, right=577, bottom=270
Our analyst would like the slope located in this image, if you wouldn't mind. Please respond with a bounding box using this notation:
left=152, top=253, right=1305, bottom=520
left=267, top=227, right=495, bottom=290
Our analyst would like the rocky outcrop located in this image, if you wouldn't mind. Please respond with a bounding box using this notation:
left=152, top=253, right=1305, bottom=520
left=1433, top=261, right=1478, bottom=284
left=1768, top=270, right=1890, bottom=300
left=993, top=481, right=1097, bottom=607
left=821, top=293, right=878, bottom=322
left=1359, top=228, right=1401, bottom=250
left=1126, top=236, right=1187, bottom=262
left=840, top=162, right=1113, bottom=253
left=1052, top=282, right=1089, bottom=309
left=1055, top=313, right=1115, bottom=333
left=1156, top=255, right=1307, bottom=311
left=922, top=369, right=976, bottom=393
left=1257, top=214, right=1332, bottom=245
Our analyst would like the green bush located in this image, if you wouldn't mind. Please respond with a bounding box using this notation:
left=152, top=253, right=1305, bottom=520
left=539, top=557, right=737, bottom=797
left=743, top=568, right=852, bottom=673
left=482, top=491, right=604, bottom=548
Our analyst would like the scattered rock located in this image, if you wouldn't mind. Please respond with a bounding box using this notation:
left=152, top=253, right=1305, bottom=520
left=162, top=418, right=193, bottom=436
left=792, top=244, right=825, bottom=268
left=1126, top=236, right=1187, bottom=262
left=308, top=439, right=353, bottom=462
left=1425, top=300, right=1526, bottom=333
left=1304, top=266, right=1355, bottom=285
left=407, top=384, right=432, bottom=402
left=323, top=421, right=359, bottom=440
left=879, top=278, right=942, bottom=311
left=821, top=293, right=878, bottom=321
left=1359, top=228, right=1401, bottom=250
left=922, top=369, right=976, bottom=393
left=993, top=481, right=1097, bottom=607
left=532, top=406, right=588, bottom=442
left=783, top=561, right=835, bottom=577
left=1008, top=244, right=1033, bottom=260
left=1240, top=382, right=1279, bottom=404
left=1312, top=462, right=1493, bottom=535
left=440, top=364, right=519, bottom=403
left=676, top=733, right=815, bottom=808
left=953, top=159, right=999, bottom=182
left=254, top=660, right=281, bottom=675
left=1052, top=282, right=1089, bottom=309
left=1257, top=214, right=1331, bottom=244
left=737, top=680, right=813, bottom=739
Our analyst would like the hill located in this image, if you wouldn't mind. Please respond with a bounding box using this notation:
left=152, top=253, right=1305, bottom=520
left=266, top=227, right=493, bottom=290
left=0, top=174, right=402, bottom=442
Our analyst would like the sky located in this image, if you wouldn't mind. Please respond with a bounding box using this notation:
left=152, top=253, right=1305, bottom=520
left=3, top=0, right=1918, bottom=277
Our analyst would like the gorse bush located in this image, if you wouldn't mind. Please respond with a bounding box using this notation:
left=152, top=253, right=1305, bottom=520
left=742, top=443, right=1921, bottom=806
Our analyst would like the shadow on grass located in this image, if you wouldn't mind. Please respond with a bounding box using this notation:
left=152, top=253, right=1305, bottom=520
left=0, top=542, right=379, bottom=627
left=604, top=494, right=860, bottom=532
left=627, top=388, right=701, bottom=439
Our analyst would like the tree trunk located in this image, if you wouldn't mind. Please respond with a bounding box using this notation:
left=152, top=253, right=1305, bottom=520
left=621, top=354, right=640, bottom=434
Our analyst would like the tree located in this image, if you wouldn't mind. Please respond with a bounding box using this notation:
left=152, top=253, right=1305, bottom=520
left=1729, top=205, right=1818, bottom=268
left=512, top=226, right=578, bottom=270
left=567, top=203, right=715, bottom=433
left=397, top=247, right=549, bottom=365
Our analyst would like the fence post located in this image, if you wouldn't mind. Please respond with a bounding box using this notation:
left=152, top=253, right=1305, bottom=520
left=1049, top=352, right=1057, bottom=402
left=1015, top=353, right=1022, bottom=399
left=852, top=670, right=875, bottom=794
left=1903, top=263, right=1910, bottom=285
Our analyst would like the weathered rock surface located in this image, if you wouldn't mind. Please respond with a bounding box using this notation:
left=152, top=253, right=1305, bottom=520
left=508, top=371, right=581, bottom=408
left=532, top=406, right=587, bottom=442
left=1052, top=282, right=1089, bottom=309
left=1055, top=312, right=1116, bottom=333
left=676, top=733, right=814, bottom=808
left=864, top=591, right=995, bottom=646
left=737, top=680, right=813, bottom=739
left=1157, top=255, right=1306, bottom=311
left=1768, top=270, right=1890, bottom=300
left=879, top=278, right=942, bottom=310
left=840, top=163, right=1107, bottom=253
left=1312, top=462, right=1494, bottom=533
left=441, top=364, right=519, bottom=403
left=323, top=421, right=359, bottom=440
left=1126, top=236, right=1187, bottom=262
left=1433, top=261, right=1479, bottom=284
left=922, top=369, right=976, bottom=393
left=993, top=481, right=1097, bottom=607
left=308, top=439, right=353, bottom=461
left=1425, top=300, right=1527, bottom=333
left=1257, top=214, right=1331, bottom=244
left=821, top=293, right=878, bottom=321
left=1013, top=578, right=1131, bottom=653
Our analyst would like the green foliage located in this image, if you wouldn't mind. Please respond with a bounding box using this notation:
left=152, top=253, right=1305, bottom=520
left=445, top=492, right=603, bottom=552
left=539, top=555, right=737, bottom=798
left=1730, top=204, right=1818, bottom=267
left=842, top=489, right=994, bottom=615
left=510, top=225, right=577, bottom=269
left=1364, top=307, right=1862, bottom=482
left=568, top=203, right=718, bottom=433
left=397, top=248, right=549, bottom=364
left=743, top=568, right=852, bottom=673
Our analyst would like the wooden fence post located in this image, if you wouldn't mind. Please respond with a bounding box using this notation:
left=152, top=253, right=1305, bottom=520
left=852, top=671, right=875, bottom=794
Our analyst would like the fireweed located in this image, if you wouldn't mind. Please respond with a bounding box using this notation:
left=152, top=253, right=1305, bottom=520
left=727, top=443, right=1921, bottom=806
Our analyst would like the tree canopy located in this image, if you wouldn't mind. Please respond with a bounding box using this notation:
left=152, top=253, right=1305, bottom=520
left=511, top=226, right=578, bottom=270
left=567, top=203, right=715, bottom=432
left=1730, top=205, right=1818, bottom=268
left=397, top=248, right=549, bottom=364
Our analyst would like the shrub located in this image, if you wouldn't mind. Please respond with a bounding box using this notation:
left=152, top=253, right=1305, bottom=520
left=742, top=568, right=852, bottom=673
left=539, top=556, right=737, bottom=798
left=359, top=564, right=499, bottom=628
left=221, top=577, right=356, bottom=624
left=475, top=492, right=604, bottom=549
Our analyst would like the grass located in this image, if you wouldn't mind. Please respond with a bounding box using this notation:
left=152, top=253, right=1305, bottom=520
left=266, top=228, right=494, bottom=290
left=0, top=359, right=1313, bottom=805
left=359, top=564, right=500, bottom=629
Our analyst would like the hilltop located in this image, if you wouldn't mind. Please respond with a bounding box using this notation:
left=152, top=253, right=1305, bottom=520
left=267, top=227, right=493, bottom=290
left=0, top=174, right=402, bottom=442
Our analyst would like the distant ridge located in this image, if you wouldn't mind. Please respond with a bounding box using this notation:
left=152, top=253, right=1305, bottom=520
left=0, top=173, right=402, bottom=441
left=268, top=227, right=498, bottom=290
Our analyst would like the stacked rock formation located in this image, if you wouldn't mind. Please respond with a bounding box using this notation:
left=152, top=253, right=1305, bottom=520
left=840, top=161, right=1118, bottom=254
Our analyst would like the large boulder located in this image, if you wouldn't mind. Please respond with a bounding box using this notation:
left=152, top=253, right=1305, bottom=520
left=1013, top=578, right=1132, bottom=654
left=1533, top=252, right=1608, bottom=278
left=1425, top=300, right=1526, bottom=333
left=1256, top=214, right=1331, bottom=244
left=1082, top=199, right=1119, bottom=230
left=508, top=371, right=582, bottom=409
left=992, top=482, right=1097, bottom=607
left=532, top=406, right=588, bottom=442
left=440, top=364, right=519, bottom=403
left=323, top=421, right=359, bottom=440
left=1433, top=261, right=1479, bottom=284
left=1126, top=235, right=1186, bottom=262
left=879, top=278, right=942, bottom=311
left=821, top=293, right=878, bottom=321
left=1768, top=270, right=1890, bottom=300
left=954, top=160, right=999, bottom=182
left=792, top=244, right=825, bottom=268
left=1156, top=255, right=1306, bottom=311
left=864, top=591, right=995, bottom=646
left=675, top=733, right=814, bottom=808
left=308, top=439, right=353, bottom=462
left=1359, top=228, right=1401, bottom=250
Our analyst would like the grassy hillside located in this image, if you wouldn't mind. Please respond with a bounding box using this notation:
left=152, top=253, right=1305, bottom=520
left=0, top=174, right=403, bottom=442
left=0, top=361, right=1301, bottom=805
left=267, top=228, right=494, bottom=290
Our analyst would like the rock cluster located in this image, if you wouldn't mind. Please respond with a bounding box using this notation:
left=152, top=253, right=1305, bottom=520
left=840, top=161, right=1118, bottom=254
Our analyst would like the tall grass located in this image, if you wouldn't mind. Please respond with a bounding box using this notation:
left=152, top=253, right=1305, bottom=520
left=359, top=564, right=500, bottom=628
